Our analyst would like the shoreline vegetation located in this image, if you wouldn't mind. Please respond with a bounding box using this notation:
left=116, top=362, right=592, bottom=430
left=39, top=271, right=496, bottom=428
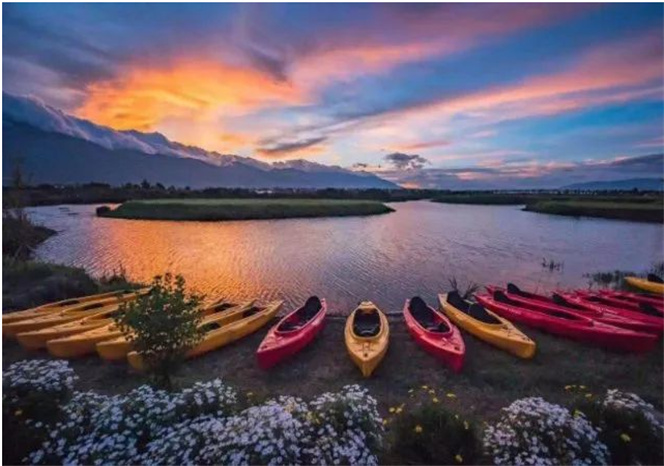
left=97, top=198, right=395, bottom=221
left=432, top=193, right=663, bottom=223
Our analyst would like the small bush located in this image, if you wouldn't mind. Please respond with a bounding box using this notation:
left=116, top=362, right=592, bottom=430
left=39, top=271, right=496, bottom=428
left=115, top=273, right=204, bottom=389
left=3, top=360, right=78, bottom=464
left=484, top=397, right=609, bottom=465
left=573, top=389, right=664, bottom=465
left=96, top=205, right=112, bottom=216
left=387, top=390, right=479, bottom=465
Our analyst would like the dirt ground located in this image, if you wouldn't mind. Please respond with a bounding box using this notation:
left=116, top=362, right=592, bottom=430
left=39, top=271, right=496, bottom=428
left=3, top=316, right=662, bottom=420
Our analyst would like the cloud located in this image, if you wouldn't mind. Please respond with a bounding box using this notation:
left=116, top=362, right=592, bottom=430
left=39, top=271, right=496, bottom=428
left=397, top=139, right=451, bottom=151
left=381, top=153, right=664, bottom=189
left=256, top=136, right=327, bottom=158
left=384, top=152, right=430, bottom=170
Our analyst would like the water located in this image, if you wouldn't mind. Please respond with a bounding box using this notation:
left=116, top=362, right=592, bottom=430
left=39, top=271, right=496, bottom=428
left=28, top=201, right=663, bottom=315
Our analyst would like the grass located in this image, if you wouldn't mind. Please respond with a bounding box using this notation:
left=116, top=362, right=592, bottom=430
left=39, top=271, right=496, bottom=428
left=4, top=316, right=662, bottom=421
left=524, top=200, right=664, bottom=222
left=99, top=198, right=395, bottom=221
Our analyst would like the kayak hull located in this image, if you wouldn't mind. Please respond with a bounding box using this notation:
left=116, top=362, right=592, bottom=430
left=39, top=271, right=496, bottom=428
left=345, top=302, right=389, bottom=378
left=96, top=300, right=253, bottom=361
left=47, top=324, right=122, bottom=358
left=625, top=276, right=664, bottom=295
left=256, top=299, right=327, bottom=370
left=2, top=288, right=145, bottom=326
left=477, top=292, right=657, bottom=353
left=438, top=293, right=535, bottom=359
left=404, top=299, right=465, bottom=371
left=127, top=300, right=282, bottom=370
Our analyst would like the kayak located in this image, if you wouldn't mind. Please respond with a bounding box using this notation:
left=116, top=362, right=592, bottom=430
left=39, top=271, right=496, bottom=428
left=127, top=300, right=282, bottom=370
left=16, top=301, right=125, bottom=350
left=599, top=289, right=664, bottom=312
left=96, top=299, right=255, bottom=361
left=2, top=290, right=147, bottom=338
left=404, top=296, right=465, bottom=371
left=49, top=299, right=241, bottom=358
left=439, top=292, right=535, bottom=359
left=491, top=284, right=663, bottom=335
left=2, top=288, right=145, bottom=325
left=256, top=296, right=327, bottom=369
left=345, top=301, right=389, bottom=377
left=625, top=275, right=664, bottom=295
left=3, top=289, right=145, bottom=338
left=559, top=292, right=663, bottom=333
left=476, top=290, right=658, bottom=353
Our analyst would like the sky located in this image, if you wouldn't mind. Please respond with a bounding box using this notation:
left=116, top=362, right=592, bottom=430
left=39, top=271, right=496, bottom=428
left=3, top=3, right=664, bottom=188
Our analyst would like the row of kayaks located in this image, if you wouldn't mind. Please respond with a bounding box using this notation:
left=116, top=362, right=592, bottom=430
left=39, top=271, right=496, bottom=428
left=3, top=278, right=663, bottom=377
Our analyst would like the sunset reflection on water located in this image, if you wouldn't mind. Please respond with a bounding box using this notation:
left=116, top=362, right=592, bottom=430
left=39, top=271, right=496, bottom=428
left=30, top=202, right=664, bottom=315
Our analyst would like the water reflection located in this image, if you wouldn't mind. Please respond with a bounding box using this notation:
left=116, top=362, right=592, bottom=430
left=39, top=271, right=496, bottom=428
left=29, top=202, right=663, bottom=315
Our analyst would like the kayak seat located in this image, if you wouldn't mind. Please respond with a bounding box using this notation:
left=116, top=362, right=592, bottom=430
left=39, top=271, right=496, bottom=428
left=279, top=321, right=302, bottom=331
left=447, top=292, right=500, bottom=324
left=410, top=296, right=451, bottom=332
left=353, top=310, right=380, bottom=337
left=467, top=303, right=501, bottom=324
left=507, top=283, right=526, bottom=296
left=639, top=303, right=662, bottom=317
left=493, top=290, right=514, bottom=305
left=552, top=293, right=583, bottom=310
left=300, top=296, right=322, bottom=321
left=647, top=273, right=664, bottom=284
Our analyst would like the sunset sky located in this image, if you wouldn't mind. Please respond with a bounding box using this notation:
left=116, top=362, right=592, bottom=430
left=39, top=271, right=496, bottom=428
left=3, top=3, right=663, bottom=188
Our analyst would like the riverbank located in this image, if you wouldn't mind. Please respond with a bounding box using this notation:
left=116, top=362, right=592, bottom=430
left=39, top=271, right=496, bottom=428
left=4, top=316, right=662, bottom=418
left=98, top=198, right=394, bottom=221
left=524, top=200, right=664, bottom=223
left=433, top=193, right=663, bottom=222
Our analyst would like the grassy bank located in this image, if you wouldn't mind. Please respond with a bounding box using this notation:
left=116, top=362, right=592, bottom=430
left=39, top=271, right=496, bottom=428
left=4, top=316, right=662, bottom=418
left=99, top=198, right=394, bottom=221
left=524, top=200, right=664, bottom=223
left=432, top=192, right=663, bottom=222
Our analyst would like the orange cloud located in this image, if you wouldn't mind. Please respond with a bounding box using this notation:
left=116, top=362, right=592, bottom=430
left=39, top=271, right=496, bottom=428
left=77, top=60, right=306, bottom=132
left=397, top=138, right=451, bottom=151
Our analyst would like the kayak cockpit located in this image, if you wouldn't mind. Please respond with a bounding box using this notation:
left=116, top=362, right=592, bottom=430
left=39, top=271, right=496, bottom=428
left=647, top=273, right=664, bottom=284
left=352, top=305, right=381, bottom=337
left=277, top=296, right=323, bottom=332
left=447, top=292, right=501, bottom=324
left=409, top=297, right=451, bottom=333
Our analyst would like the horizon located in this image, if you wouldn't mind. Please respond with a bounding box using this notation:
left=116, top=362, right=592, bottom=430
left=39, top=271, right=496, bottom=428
left=3, top=3, right=664, bottom=189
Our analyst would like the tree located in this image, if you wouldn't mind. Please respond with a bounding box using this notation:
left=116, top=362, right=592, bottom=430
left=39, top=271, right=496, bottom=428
left=114, top=274, right=204, bottom=390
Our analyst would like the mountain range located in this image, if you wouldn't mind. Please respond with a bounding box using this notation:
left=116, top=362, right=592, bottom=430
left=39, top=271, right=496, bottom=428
left=2, top=93, right=397, bottom=189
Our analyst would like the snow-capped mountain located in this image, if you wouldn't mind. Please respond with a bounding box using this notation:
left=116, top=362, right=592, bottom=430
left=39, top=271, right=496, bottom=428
left=2, top=93, right=397, bottom=189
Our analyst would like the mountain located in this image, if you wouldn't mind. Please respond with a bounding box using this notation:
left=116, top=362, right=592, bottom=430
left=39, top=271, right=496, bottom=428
left=2, top=93, right=397, bottom=189
left=562, top=178, right=664, bottom=191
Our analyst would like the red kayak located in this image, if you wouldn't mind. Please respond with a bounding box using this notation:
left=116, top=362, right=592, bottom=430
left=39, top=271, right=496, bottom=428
left=403, top=296, right=465, bottom=372
left=590, top=290, right=663, bottom=314
left=487, top=284, right=663, bottom=335
left=476, top=290, right=658, bottom=353
left=256, top=296, right=327, bottom=369
left=564, top=291, right=664, bottom=332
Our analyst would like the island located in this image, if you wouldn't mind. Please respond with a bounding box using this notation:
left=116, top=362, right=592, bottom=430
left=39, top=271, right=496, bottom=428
left=97, top=198, right=395, bottom=221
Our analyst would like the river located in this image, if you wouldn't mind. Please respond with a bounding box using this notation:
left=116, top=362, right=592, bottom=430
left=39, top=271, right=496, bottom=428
left=28, top=201, right=663, bottom=315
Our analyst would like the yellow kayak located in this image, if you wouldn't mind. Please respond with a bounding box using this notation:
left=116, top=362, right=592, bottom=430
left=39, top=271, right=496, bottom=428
left=345, top=301, right=389, bottom=378
left=2, top=289, right=145, bottom=326
left=96, top=299, right=255, bottom=361
left=2, top=288, right=148, bottom=337
left=127, top=300, right=282, bottom=370
left=439, top=292, right=536, bottom=359
left=16, top=301, right=125, bottom=350
left=4, top=289, right=146, bottom=338
left=625, top=276, right=664, bottom=295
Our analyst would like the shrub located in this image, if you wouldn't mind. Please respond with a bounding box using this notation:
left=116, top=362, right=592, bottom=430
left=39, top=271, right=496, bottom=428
left=114, top=273, right=204, bottom=389
left=484, top=397, right=609, bottom=465
left=385, top=387, right=479, bottom=465
left=30, top=380, right=239, bottom=465
left=307, top=384, right=384, bottom=465
left=96, top=205, right=111, bottom=216
left=573, top=389, right=663, bottom=465
left=3, top=360, right=78, bottom=464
